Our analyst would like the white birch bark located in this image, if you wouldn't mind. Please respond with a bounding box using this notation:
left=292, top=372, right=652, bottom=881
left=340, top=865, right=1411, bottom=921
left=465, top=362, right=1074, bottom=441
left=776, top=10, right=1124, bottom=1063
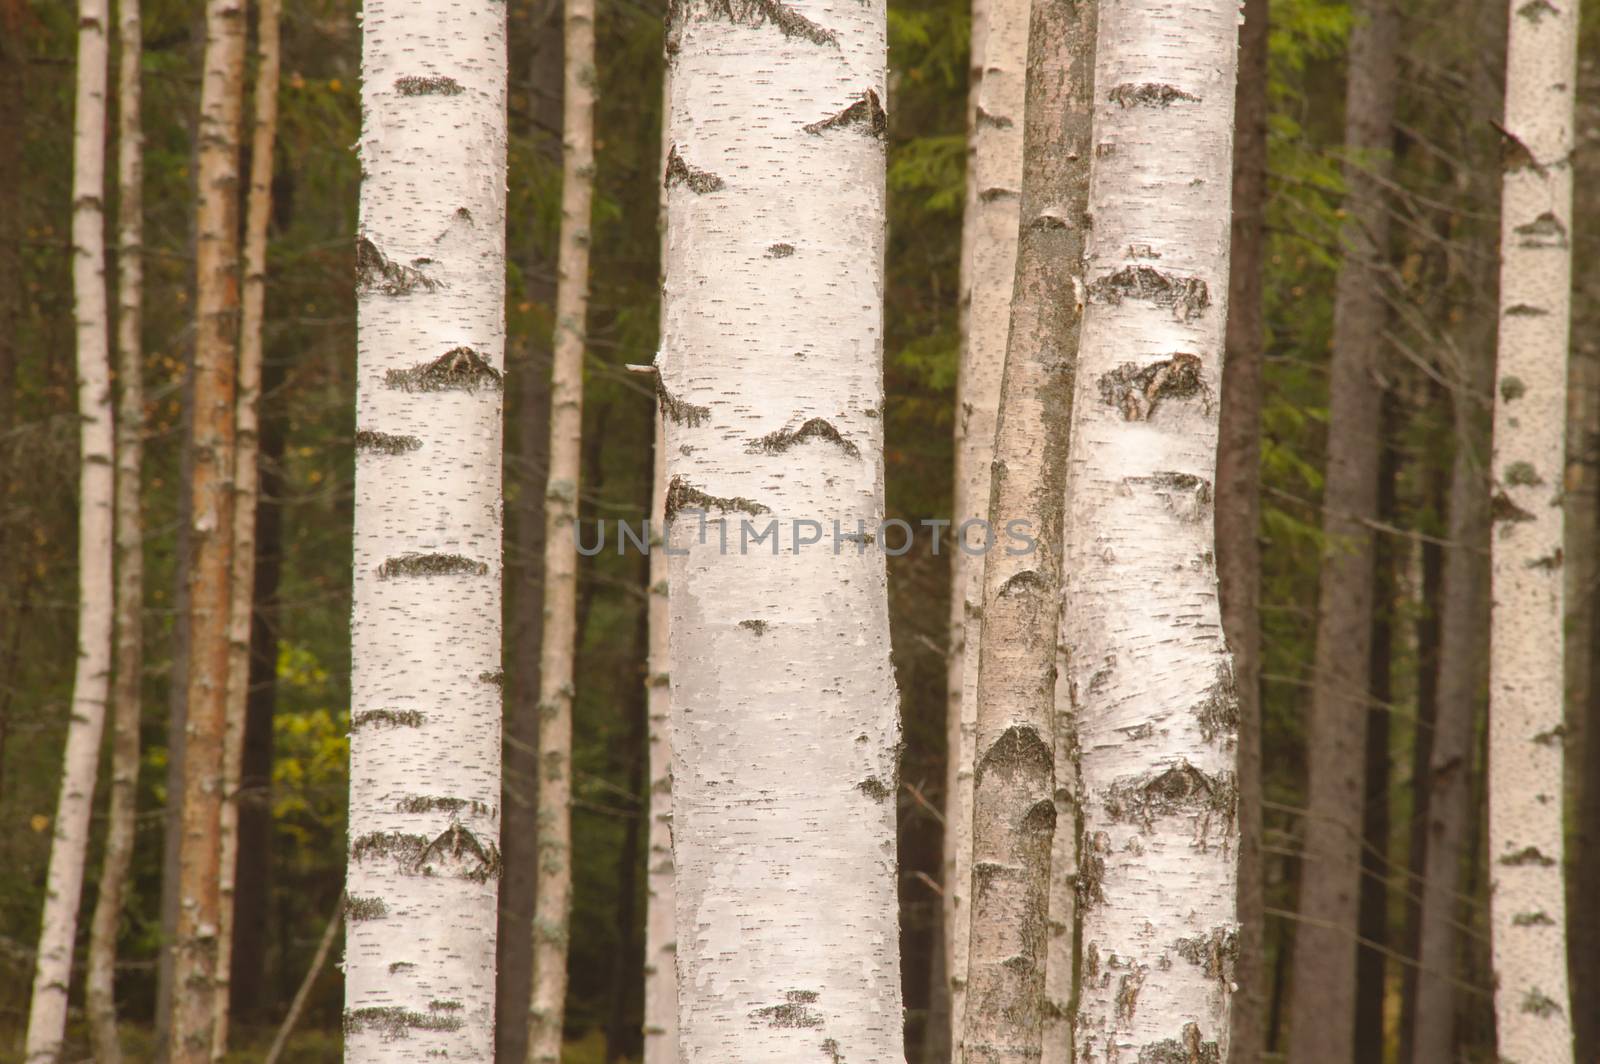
left=526, top=0, right=595, bottom=1055
left=961, top=0, right=1093, bottom=1057
left=644, top=410, right=679, bottom=1064
left=1489, top=0, right=1579, bottom=1058
left=86, top=0, right=143, bottom=1057
left=22, top=3, right=112, bottom=1060
left=658, top=0, right=903, bottom=1053
left=1062, top=1, right=1240, bottom=1058
left=215, top=1, right=280, bottom=1052
left=346, top=2, right=507, bottom=1059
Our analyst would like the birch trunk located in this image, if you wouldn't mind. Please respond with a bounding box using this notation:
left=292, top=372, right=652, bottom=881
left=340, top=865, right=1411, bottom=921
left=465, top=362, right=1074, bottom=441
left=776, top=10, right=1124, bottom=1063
left=962, top=0, right=1092, bottom=1059
left=948, top=0, right=1028, bottom=1046
left=1062, top=0, right=1240, bottom=1058
left=658, top=0, right=903, bottom=1051
left=1488, top=0, right=1579, bottom=1057
left=526, top=0, right=594, bottom=1055
left=346, top=1, right=507, bottom=1058
left=942, top=0, right=984, bottom=1033
left=86, top=0, right=144, bottom=1057
left=1217, top=0, right=1267, bottom=1057
left=1286, top=4, right=1397, bottom=1059
left=214, top=1, right=280, bottom=1052
left=169, top=2, right=245, bottom=1058
left=22, top=3, right=112, bottom=1060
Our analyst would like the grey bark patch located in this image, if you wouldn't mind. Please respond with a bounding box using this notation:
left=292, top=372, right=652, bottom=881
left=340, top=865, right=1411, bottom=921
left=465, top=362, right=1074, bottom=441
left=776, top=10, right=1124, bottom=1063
left=1491, top=492, right=1536, bottom=525
left=974, top=724, right=1052, bottom=787
left=417, top=823, right=503, bottom=882
left=351, top=832, right=431, bottom=866
left=1173, top=926, right=1238, bottom=987
left=1501, top=375, right=1527, bottom=401
left=352, top=709, right=425, bottom=730
left=1505, top=303, right=1550, bottom=317
left=1116, top=967, right=1145, bottom=1023
left=343, top=1004, right=465, bottom=1039
left=1514, top=210, right=1568, bottom=248
left=1518, top=0, right=1558, bottom=19
left=1513, top=910, right=1556, bottom=926
left=1499, top=845, right=1556, bottom=867
left=821, top=1038, right=844, bottom=1063
left=1533, top=723, right=1567, bottom=745
left=377, top=552, right=490, bottom=578
left=1136, top=1023, right=1221, bottom=1063
left=698, top=0, right=838, bottom=45
left=738, top=619, right=768, bottom=636
left=1127, top=471, right=1213, bottom=523
left=975, top=105, right=1013, bottom=128
left=1087, top=265, right=1210, bottom=321
left=1195, top=663, right=1239, bottom=746
left=394, top=75, right=463, bottom=96
left=752, top=989, right=825, bottom=1028
left=857, top=776, right=893, bottom=802
left=998, top=569, right=1047, bottom=597
left=388, top=961, right=415, bottom=974
left=356, top=236, right=441, bottom=296
left=803, top=89, right=887, bottom=139
left=479, top=669, right=505, bottom=687
left=1522, top=988, right=1563, bottom=1017
left=395, top=795, right=494, bottom=817
left=978, top=186, right=1019, bottom=203
left=1103, top=762, right=1236, bottom=831
left=766, top=242, right=795, bottom=258
left=1503, top=461, right=1544, bottom=487
left=664, top=145, right=726, bottom=193
left=664, top=475, right=770, bottom=519
left=1109, top=82, right=1200, bottom=107
left=385, top=346, right=503, bottom=393
left=1097, top=353, right=1208, bottom=420
left=346, top=895, right=389, bottom=921
left=750, top=417, right=859, bottom=457
left=355, top=429, right=423, bottom=454
left=655, top=377, right=710, bottom=427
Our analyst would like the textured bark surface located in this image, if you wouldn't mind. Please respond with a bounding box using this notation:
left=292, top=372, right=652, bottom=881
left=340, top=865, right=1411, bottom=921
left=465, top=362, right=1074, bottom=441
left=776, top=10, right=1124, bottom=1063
left=643, top=411, right=678, bottom=1064
left=659, top=0, right=904, bottom=1053
left=170, top=1, right=246, bottom=1058
left=1286, top=4, right=1397, bottom=1060
left=1488, top=0, right=1578, bottom=1058
left=527, top=0, right=595, bottom=1054
left=962, top=2, right=1092, bottom=1061
left=346, top=2, right=508, bottom=1059
left=23, top=4, right=113, bottom=1060
left=1217, top=0, right=1266, bottom=1057
left=948, top=0, right=1027, bottom=1044
left=1062, top=1, right=1240, bottom=1059
left=215, top=0, right=280, bottom=1052
left=86, top=1, right=144, bottom=1058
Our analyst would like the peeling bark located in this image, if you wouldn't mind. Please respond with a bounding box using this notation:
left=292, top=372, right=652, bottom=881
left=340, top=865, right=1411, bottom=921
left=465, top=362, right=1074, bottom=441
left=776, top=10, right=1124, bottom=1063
left=347, top=2, right=508, bottom=1059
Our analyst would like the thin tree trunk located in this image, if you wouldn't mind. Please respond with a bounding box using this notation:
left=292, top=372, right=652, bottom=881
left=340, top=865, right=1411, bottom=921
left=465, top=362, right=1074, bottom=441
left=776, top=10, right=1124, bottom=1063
left=1286, top=3, right=1398, bottom=1059
left=1063, top=0, right=1241, bottom=1057
left=605, top=596, right=649, bottom=1063
left=962, top=1, right=1092, bottom=1060
left=214, top=0, right=280, bottom=1052
left=658, top=0, right=904, bottom=1050
left=497, top=6, right=560, bottom=1058
left=1356, top=417, right=1397, bottom=1061
left=1487, top=0, right=1579, bottom=1057
left=947, top=0, right=1028, bottom=1046
left=86, top=1, right=144, bottom=1058
left=345, top=1, right=508, bottom=1058
left=525, top=0, right=594, bottom=1054
left=22, top=4, right=113, bottom=1060
left=262, top=895, right=344, bottom=1064
left=1218, top=0, right=1267, bottom=1056
left=643, top=410, right=677, bottom=1064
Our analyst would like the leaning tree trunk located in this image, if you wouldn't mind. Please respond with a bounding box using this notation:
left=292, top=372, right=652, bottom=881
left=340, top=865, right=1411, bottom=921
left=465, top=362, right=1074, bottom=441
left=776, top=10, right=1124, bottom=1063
left=962, top=0, right=1093, bottom=1060
left=1488, top=0, right=1579, bottom=1058
left=345, top=1, right=508, bottom=1059
left=214, top=0, right=280, bottom=1052
left=526, top=0, right=594, bottom=1056
left=21, top=3, right=113, bottom=1060
left=85, top=0, right=144, bottom=1058
left=947, top=0, right=1028, bottom=1046
left=1286, top=4, right=1398, bottom=1061
left=658, top=0, right=904, bottom=1052
left=169, top=1, right=246, bottom=1059
left=1218, top=0, right=1268, bottom=1058
left=1062, top=0, right=1241, bottom=1059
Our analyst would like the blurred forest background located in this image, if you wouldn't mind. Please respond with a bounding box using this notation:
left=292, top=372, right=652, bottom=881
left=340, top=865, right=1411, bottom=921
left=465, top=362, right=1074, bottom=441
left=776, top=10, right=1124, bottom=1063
left=2, top=0, right=1599, bottom=1061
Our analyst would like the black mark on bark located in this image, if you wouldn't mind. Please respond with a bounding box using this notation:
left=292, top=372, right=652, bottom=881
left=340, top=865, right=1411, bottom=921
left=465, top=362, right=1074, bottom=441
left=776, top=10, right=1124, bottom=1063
left=1513, top=911, right=1556, bottom=926
left=738, top=619, right=768, bottom=636
left=343, top=1004, right=465, bottom=1039
left=346, top=895, right=389, bottom=921
left=664, top=476, right=770, bottom=519
left=1503, top=461, right=1544, bottom=487
left=395, top=75, right=463, bottom=96
left=1499, top=845, right=1556, bottom=867
left=766, top=243, right=795, bottom=258
left=697, top=0, right=838, bottom=45
left=378, top=552, right=490, bottom=578
left=804, top=89, right=887, bottom=139
left=1522, top=988, right=1562, bottom=1017
left=655, top=377, right=711, bottom=427
left=664, top=145, right=726, bottom=193
left=1104, top=762, right=1237, bottom=832
left=753, top=989, right=825, bottom=1028
left=352, top=709, right=425, bottom=730
left=750, top=417, right=859, bottom=457
left=976, top=106, right=1013, bottom=128
left=858, top=776, right=893, bottom=802
left=1518, top=0, right=1559, bottom=20
left=357, top=236, right=441, bottom=296
left=1135, top=1024, right=1221, bottom=1063
left=1505, top=303, right=1550, bottom=317
left=1501, top=376, right=1527, bottom=401
left=1195, top=663, right=1239, bottom=746
left=974, top=725, right=1051, bottom=788
left=385, top=346, right=503, bottom=393
left=1109, top=83, right=1199, bottom=107
left=355, top=429, right=423, bottom=454
left=1514, top=211, right=1568, bottom=249
left=1126, top=471, right=1213, bottom=523
left=1098, top=353, right=1208, bottom=420
left=1491, top=492, right=1536, bottom=525
left=1087, top=266, right=1209, bottom=321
